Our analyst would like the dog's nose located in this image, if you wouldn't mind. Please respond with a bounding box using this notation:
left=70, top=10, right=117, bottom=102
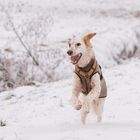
left=67, top=50, right=73, bottom=56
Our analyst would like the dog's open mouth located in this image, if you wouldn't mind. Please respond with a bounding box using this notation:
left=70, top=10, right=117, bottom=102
left=71, top=53, right=82, bottom=65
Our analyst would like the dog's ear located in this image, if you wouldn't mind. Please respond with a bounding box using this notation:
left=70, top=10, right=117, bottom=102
left=83, top=33, right=96, bottom=47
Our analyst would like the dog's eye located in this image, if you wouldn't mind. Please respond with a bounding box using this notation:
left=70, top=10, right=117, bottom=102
left=68, top=43, right=71, bottom=47
left=76, top=43, right=81, bottom=47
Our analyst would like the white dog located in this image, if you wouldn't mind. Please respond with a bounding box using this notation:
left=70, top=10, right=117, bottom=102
left=67, top=33, right=107, bottom=124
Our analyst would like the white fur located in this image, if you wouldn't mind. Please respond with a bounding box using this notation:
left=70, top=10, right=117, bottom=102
left=68, top=33, right=106, bottom=124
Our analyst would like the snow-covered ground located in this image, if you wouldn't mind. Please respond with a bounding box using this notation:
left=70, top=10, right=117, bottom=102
left=0, top=58, right=140, bottom=140
left=0, top=0, right=140, bottom=91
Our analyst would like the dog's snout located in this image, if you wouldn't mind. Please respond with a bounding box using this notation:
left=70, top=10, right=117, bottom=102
left=67, top=50, right=73, bottom=56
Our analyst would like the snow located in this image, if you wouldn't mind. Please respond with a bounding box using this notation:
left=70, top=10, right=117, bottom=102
left=0, top=0, right=140, bottom=89
left=0, top=58, right=140, bottom=140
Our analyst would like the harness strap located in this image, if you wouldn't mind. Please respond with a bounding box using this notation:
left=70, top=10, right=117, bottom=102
left=75, top=59, right=100, bottom=95
left=75, top=59, right=97, bottom=79
left=75, top=59, right=106, bottom=98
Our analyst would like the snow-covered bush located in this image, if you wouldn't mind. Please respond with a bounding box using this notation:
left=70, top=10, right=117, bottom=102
left=0, top=2, right=55, bottom=91
left=0, top=120, right=6, bottom=127
left=0, top=1, right=140, bottom=92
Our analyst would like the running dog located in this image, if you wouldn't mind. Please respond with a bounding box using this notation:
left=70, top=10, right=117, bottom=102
left=67, top=33, right=107, bottom=124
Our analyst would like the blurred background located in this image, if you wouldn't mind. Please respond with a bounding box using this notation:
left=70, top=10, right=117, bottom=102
left=0, top=0, right=140, bottom=91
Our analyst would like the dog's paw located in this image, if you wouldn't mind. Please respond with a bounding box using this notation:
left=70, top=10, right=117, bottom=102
left=75, top=100, right=82, bottom=110
left=97, top=116, right=102, bottom=123
left=81, top=111, right=88, bottom=125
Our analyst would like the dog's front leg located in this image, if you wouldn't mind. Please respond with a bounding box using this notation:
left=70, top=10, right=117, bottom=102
left=80, top=74, right=101, bottom=124
left=81, top=95, right=90, bottom=113
left=70, top=74, right=82, bottom=110
left=81, top=74, right=101, bottom=112
left=88, top=73, right=101, bottom=101
left=70, top=92, right=82, bottom=110
left=88, top=74, right=103, bottom=122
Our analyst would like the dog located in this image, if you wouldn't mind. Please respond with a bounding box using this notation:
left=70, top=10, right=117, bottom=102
left=67, top=33, right=107, bottom=124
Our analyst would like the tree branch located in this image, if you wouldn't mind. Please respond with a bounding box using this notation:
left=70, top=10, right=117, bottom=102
left=6, top=11, right=39, bottom=66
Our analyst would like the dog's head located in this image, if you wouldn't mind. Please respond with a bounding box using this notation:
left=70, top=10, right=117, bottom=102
left=67, top=33, right=96, bottom=65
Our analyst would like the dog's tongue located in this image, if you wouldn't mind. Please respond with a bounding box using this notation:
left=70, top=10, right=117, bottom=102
left=71, top=55, right=79, bottom=64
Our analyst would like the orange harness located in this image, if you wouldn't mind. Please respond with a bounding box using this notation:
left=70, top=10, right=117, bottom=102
left=75, top=59, right=103, bottom=96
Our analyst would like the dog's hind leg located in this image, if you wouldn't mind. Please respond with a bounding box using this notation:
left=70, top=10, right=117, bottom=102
left=81, top=109, right=89, bottom=125
left=91, top=100, right=98, bottom=115
left=96, top=98, right=105, bottom=122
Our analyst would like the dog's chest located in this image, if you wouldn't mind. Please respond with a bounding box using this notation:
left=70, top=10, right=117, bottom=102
left=75, top=59, right=98, bottom=95
left=74, top=59, right=107, bottom=98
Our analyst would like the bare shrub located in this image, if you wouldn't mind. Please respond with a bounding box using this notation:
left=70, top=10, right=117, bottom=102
left=0, top=1, right=70, bottom=92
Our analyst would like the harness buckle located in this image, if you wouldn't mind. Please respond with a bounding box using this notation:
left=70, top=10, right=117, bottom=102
left=84, top=74, right=89, bottom=78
